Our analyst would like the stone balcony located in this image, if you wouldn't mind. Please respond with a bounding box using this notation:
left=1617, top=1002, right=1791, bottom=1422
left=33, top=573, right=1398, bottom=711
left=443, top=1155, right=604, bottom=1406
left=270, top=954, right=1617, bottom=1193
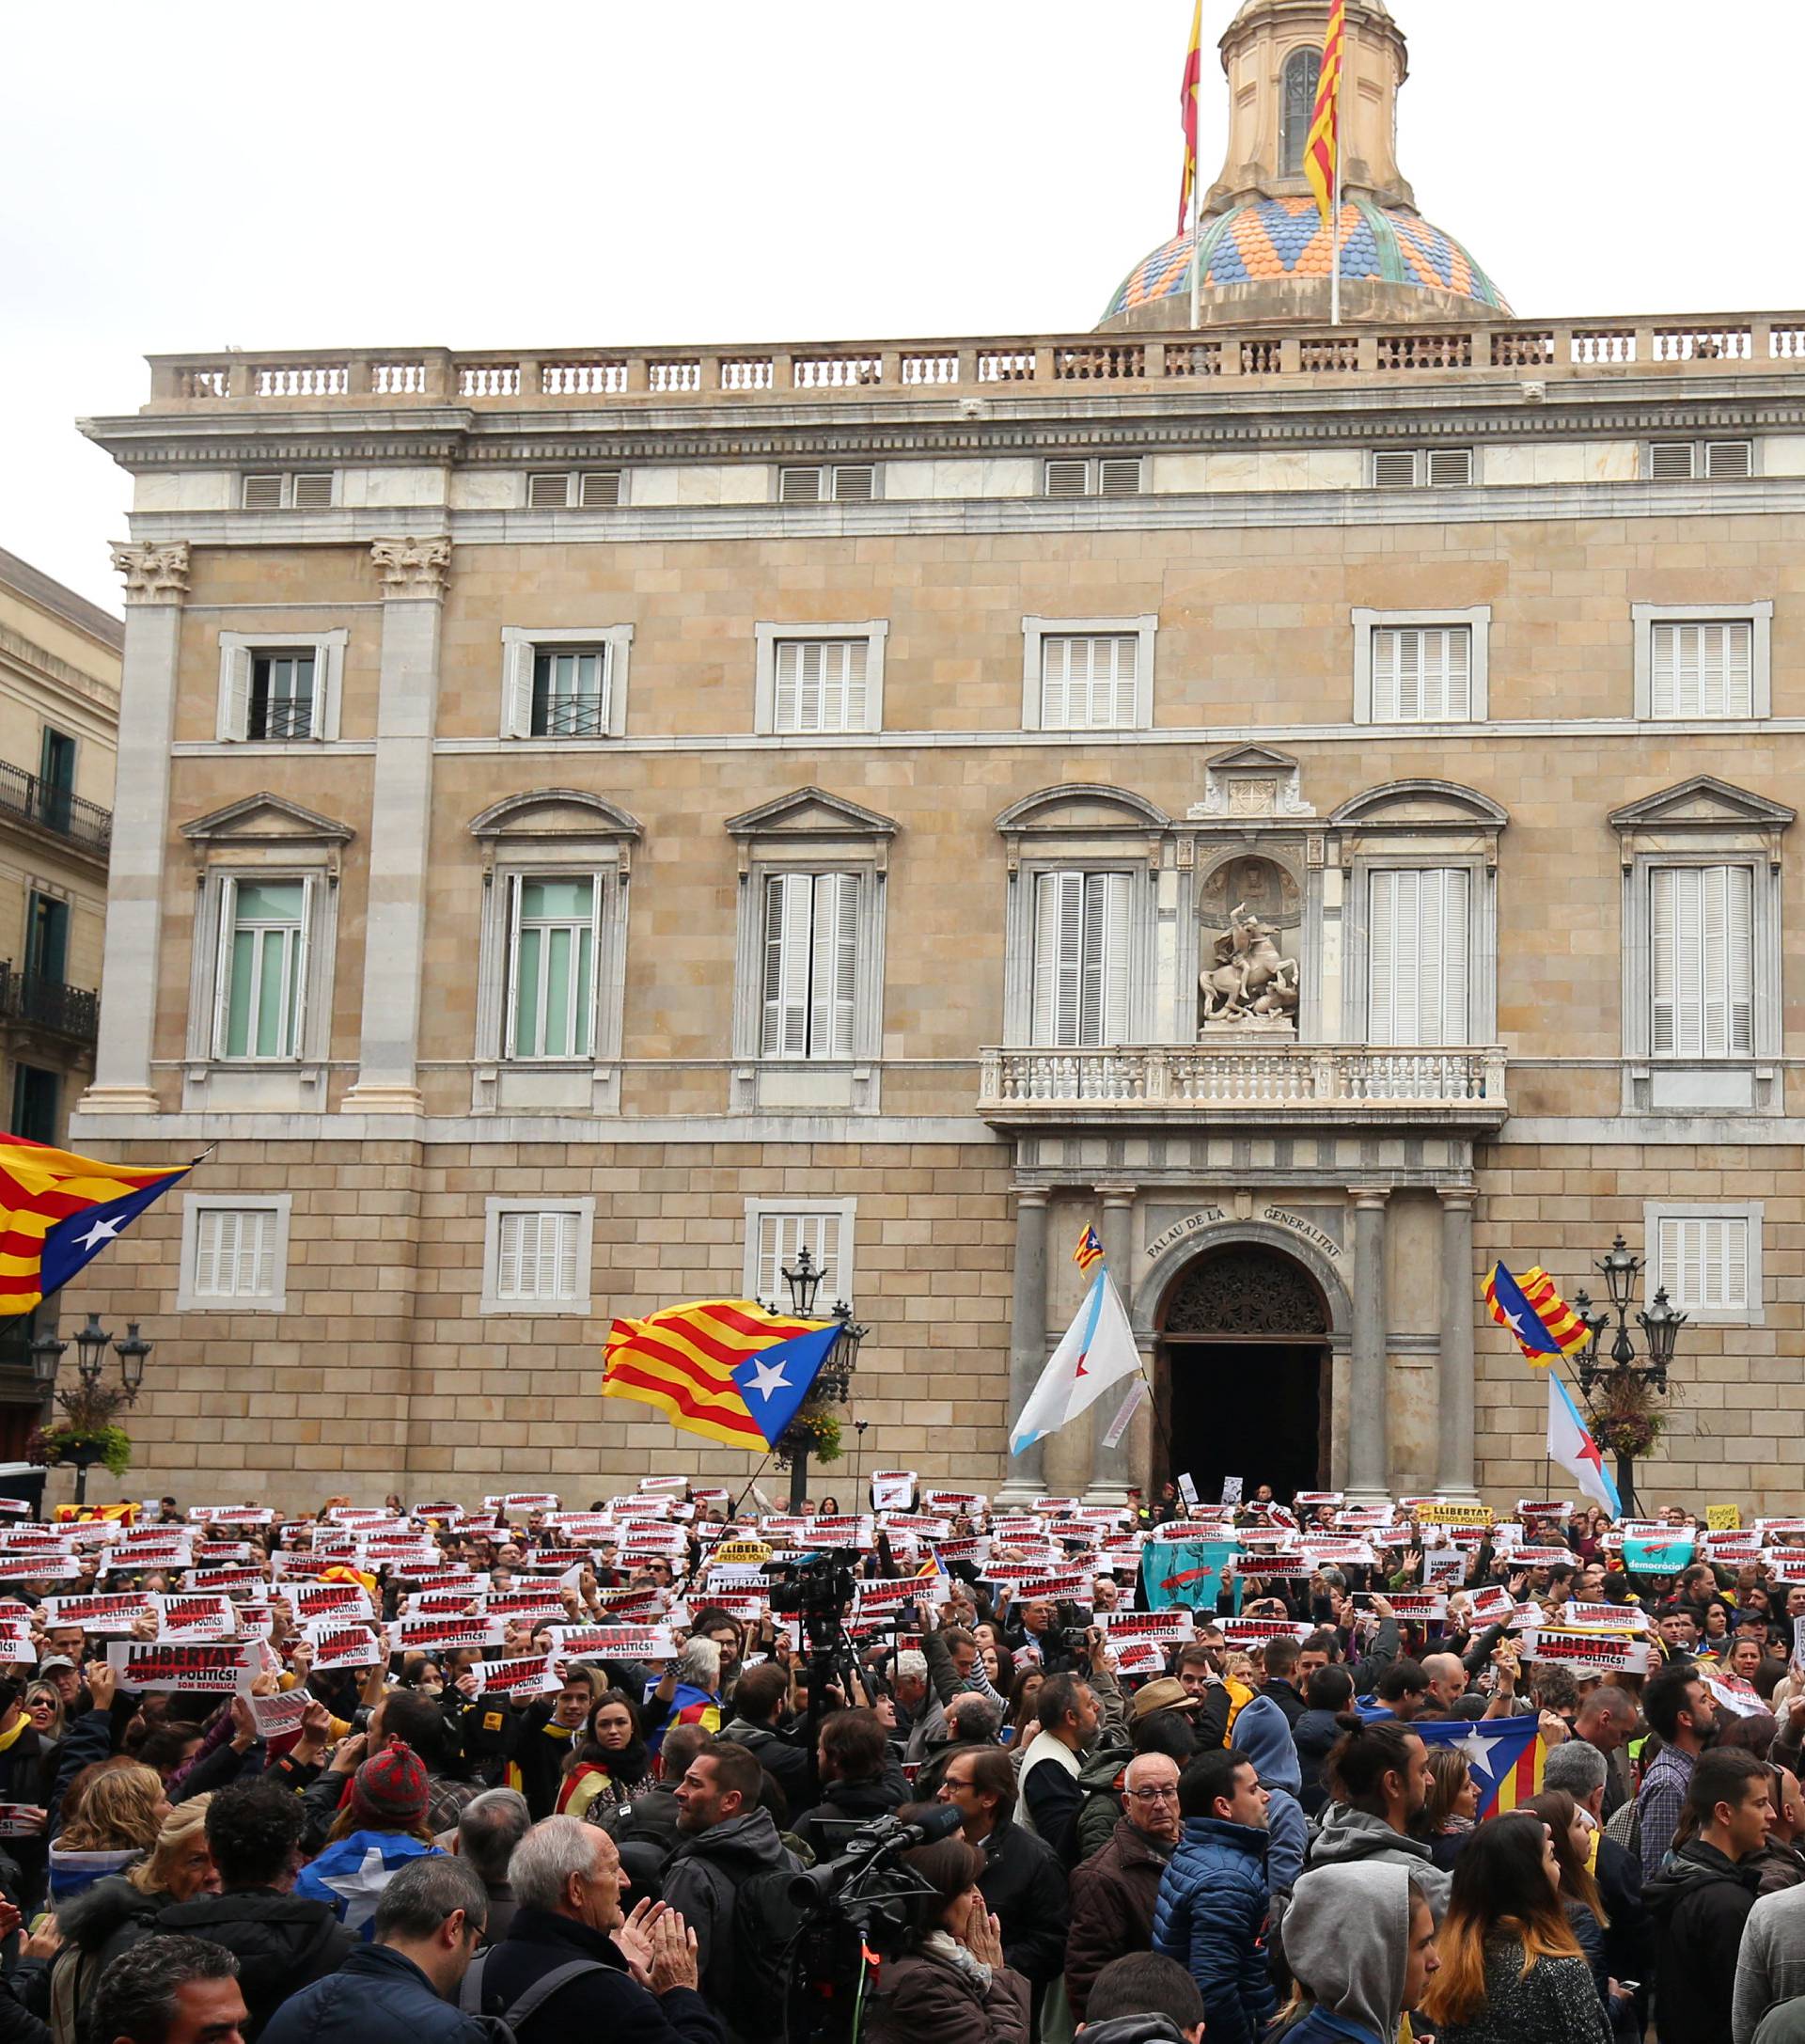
left=977, top=1044, right=1508, bottom=1130
left=140, top=313, right=1805, bottom=413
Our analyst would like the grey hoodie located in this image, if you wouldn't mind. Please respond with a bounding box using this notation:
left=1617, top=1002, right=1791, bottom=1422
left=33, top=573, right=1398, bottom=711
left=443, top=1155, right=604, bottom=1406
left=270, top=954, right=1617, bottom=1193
left=1283, top=1861, right=1415, bottom=2041
left=1305, top=1801, right=1452, bottom=1918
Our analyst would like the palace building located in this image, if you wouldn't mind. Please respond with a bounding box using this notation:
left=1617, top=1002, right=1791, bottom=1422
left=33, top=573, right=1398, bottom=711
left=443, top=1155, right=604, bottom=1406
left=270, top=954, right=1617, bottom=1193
left=67, top=0, right=1805, bottom=1510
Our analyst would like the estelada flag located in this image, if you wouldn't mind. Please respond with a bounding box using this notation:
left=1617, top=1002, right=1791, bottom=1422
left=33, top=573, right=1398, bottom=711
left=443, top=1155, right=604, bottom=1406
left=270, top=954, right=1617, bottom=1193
left=1415, top=1714, right=1544, bottom=1819
left=0, top=1135, right=191, bottom=1317
left=1177, top=0, right=1204, bottom=233
left=1303, top=0, right=1345, bottom=228
left=1483, top=1261, right=1591, bottom=1366
left=603, top=1299, right=840, bottom=1452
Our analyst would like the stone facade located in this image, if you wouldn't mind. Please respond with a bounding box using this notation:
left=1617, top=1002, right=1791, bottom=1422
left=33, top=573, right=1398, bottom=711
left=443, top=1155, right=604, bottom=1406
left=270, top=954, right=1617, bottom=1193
left=59, top=1, right=1805, bottom=1513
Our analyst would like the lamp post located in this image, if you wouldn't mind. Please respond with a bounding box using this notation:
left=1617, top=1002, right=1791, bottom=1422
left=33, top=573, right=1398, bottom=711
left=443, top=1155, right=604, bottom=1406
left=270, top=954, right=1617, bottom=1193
left=37, top=1313, right=152, bottom=1506
left=1572, top=1234, right=1686, bottom=1518
left=775, top=1246, right=867, bottom=1513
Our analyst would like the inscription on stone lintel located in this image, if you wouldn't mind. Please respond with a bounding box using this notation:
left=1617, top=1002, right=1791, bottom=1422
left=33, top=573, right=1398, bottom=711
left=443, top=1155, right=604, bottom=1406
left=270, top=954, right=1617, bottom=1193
left=1145, top=1203, right=1345, bottom=1265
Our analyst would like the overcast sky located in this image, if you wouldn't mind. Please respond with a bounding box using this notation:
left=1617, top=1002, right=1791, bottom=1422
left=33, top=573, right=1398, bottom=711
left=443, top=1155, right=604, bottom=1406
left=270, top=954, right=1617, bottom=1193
left=5, top=2, right=1797, bottom=613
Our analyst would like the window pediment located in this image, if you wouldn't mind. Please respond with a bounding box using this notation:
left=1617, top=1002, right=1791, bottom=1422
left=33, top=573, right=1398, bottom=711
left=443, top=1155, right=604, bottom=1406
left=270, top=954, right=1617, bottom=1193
left=1608, top=776, right=1795, bottom=837
left=467, top=789, right=643, bottom=845
left=1328, top=779, right=1508, bottom=835
left=180, top=793, right=353, bottom=855
left=725, top=787, right=898, bottom=841
left=995, top=784, right=1169, bottom=834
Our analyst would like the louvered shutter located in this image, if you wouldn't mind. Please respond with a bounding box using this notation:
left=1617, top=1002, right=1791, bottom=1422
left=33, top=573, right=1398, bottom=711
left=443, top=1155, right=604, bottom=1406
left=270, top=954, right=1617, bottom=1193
left=1044, top=460, right=1090, bottom=499
left=286, top=875, right=314, bottom=1059
left=211, top=877, right=239, bottom=1057
left=833, top=640, right=868, bottom=731
left=194, top=1209, right=225, bottom=1295
left=1372, top=451, right=1419, bottom=488
left=290, top=473, right=334, bottom=509
left=1651, top=443, right=1696, bottom=480
left=1705, top=440, right=1753, bottom=479
left=832, top=465, right=875, bottom=502
left=808, top=873, right=859, bottom=1058
left=219, top=646, right=252, bottom=742
left=761, top=873, right=811, bottom=1056
left=1368, top=869, right=1468, bottom=1045
left=1032, top=873, right=1084, bottom=1046
left=578, top=471, right=621, bottom=507
left=1659, top=1215, right=1750, bottom=1311
left=1041, top=638, right=1072, bottom=728
left=1089, top=872, right=1131, bottom=1046
left=497, top=1211, right=525, bottom=1297
left=243, top=1210, right=275, bottom=1295
left=779, top=467, right=824, bottom=504
left=1650, top=621, right=1752, bottom=717
left=1426, top=448, right=1473, bottom=486
left=774, top=641, right=803, bottom=731
left=1651, top=864, right=1753, bottom=1056
left=526, top=473, right=571, bottom=508
left=242, top=475, right=284, bottom=510
left=1098, top=458, right=1143, bottom=497
left=502, top=639, right=536, bottom=738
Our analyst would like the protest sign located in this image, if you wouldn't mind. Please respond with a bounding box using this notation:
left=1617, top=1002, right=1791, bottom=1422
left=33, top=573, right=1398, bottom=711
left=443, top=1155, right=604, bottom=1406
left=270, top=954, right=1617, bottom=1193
left=871, top=1471, right=916, bottom=1512
left=546, top=1624, right=678, bottom=1661
left=1221, top=1616, right=1312, bottom=1647
left=1706, top=1503, right=1742, bottom=1531
left=468, top=1654, right=561, bottom=1698
left=1622, top=1533, right=1696, bottom=1573
left=0, top=1502, right=34, bottom=1518
left=107, top=1640, right=256, bottom=1694
left=290, top=1582, right=377, bottom=1624
left=1760, top=1549, right=1805, bottom=1583
left=182, top=1567, right=264, bottom=1594
left=1509, top=1548, right=1577, bottom=1567
left=191, top=1507, right=275, bottom=1527
left=1294, top=1492, right=1343, bottom=1508
left=1424, top=1551, right=1468, bottom=1588
left=1220, top=1476, right=1245, bottom=1506
left=193, top=1543, right=253, bottom=1564
left=1176, top=1473, right=1200, bottom=1509
left=1795, top=1615, right=1805, bottom=1671
left=920, top=1490, right=986, bottom=1514
left=40, top=1592, right=153, bottom=1633
left=1515, top=1501, right=1575, bottom=1520
left=302, top=1625, right=385, bottom=1671
left=149, top=1594, right=238, bottom=1641
left=636, top=1477, right=688, bottom=1495
left=248, top=1689, right=313, bottom=1740
left=394, top=1615, right=504, bottom=1655
left=1140, top=1537, right=1238, bottom=1614
left=1705, top=1675, right=1764, bottom=1718
left=1468, top=1585, right=1516, bottom=1626
left=1098, top=1610, right=1193, bottom=1645
left=1514, top=1628, right=1655, bottom=1677
left=1360, top=1592, right=1447, bottom=1624
left=1417, top=1503, right=1491, bottom=1528
left=0, top=1557, right=79, bottom=1582
left=1108, top=1638, right=1171, bottom=1677
left=484, top=1591, right=569, bottom=1624
left=0, top=1806, right=44, bottom=1838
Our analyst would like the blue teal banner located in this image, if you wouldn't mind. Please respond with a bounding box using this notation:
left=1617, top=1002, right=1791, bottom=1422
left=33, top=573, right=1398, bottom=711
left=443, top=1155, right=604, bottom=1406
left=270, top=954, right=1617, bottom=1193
left=1140, top=1537, right=1241, bottom=1614
left=1623, top=1533, right=1695, bottom=1574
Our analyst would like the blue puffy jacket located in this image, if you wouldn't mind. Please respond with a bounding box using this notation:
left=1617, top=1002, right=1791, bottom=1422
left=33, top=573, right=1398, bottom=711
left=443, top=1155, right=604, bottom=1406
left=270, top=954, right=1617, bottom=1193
left=1151, top=1816, right=1275, bottom=2044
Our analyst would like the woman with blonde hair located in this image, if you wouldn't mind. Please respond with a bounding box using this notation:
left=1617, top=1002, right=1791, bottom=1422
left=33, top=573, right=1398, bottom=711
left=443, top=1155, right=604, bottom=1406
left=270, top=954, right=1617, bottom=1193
left=1417, top=1746, right=1480, bottom=1871
left=48, top=1762, right=168, bottom=1905
left=50, top=1795, right=216, bottom=2044
left=1420, top=1811, right=1610, bottom=2043
left=24, top=1683, right=65, bottom=1750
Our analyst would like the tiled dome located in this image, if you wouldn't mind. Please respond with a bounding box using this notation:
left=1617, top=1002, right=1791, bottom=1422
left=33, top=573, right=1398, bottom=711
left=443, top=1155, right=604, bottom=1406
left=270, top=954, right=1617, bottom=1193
left=1104, top=195, right=1509, bottom=322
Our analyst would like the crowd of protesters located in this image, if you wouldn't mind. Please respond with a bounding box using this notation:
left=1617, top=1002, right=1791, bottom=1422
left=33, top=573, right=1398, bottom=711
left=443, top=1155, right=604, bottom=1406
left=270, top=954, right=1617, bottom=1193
left=0, top=1475, right=1799, bottom=2043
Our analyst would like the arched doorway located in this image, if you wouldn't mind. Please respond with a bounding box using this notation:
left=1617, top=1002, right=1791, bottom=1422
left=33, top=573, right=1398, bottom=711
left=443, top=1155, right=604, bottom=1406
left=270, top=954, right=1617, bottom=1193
left=1156, top=1242, right=1330, bottom=1503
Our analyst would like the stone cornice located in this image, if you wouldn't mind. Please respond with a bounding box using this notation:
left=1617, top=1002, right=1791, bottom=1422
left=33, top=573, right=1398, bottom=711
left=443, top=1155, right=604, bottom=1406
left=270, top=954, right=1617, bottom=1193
left=78, top=375, right=1804, bottom=470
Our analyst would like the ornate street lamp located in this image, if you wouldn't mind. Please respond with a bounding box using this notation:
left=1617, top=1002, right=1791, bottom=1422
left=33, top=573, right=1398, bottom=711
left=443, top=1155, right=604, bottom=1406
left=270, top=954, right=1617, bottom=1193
left=1571, top=1234, right=1687, bottom=1517
left=775, top=1247, right=869, bottom=1512
left=37, top=1313, right=153, bottom=1505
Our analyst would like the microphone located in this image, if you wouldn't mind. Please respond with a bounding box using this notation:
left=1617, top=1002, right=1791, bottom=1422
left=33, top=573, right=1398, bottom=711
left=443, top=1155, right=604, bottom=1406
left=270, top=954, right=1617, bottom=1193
left=785, top=1799, right=966, bottom=1907
left=894, top=1801, right=965, bottom=1847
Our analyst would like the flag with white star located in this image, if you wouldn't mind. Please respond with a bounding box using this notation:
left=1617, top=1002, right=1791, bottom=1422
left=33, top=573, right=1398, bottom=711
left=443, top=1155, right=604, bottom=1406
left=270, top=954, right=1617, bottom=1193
left=729, top=1322, right=845, bottom=1448
left=0, top=1135, right=192, bottom=1316
left=1414, top=1712, right=1544, bottom=1819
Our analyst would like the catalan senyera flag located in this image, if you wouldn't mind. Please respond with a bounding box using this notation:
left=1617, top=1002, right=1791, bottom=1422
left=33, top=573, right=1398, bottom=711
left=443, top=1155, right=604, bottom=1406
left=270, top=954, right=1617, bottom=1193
left=1483, top=1261, right=1591, bottom=1366
left=603, top=1299, right=840, bottom=1452
left=1074, top=1224, right=1105, bottom=1274
left=1303, top=0, right=1345, bottom=228
left=0, top=1135, right=191, bottom=1317
left=1177, top=0, right=1204, bottom=233
left=1415, top=1715, right=1544, bottom=1820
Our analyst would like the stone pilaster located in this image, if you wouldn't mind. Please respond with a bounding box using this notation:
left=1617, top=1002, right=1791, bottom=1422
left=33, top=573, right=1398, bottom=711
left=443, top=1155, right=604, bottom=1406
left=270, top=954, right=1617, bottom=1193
left=1346, top=1187, right=1390, bottom=1501
left=1086, top=1185, right=1143, bottom=1503
left=78, top=542, right=191, bottom=1117
left=996, top=1186, right=1049, bottom=1502
left=1435, top=1187, right=1480, bottom=1499
left=341, top=538, right=452, bottom=1114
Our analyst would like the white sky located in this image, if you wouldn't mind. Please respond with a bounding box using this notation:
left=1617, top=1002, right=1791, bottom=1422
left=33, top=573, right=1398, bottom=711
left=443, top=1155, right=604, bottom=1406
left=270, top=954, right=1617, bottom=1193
left=4, top=1, right=1798, bottom=613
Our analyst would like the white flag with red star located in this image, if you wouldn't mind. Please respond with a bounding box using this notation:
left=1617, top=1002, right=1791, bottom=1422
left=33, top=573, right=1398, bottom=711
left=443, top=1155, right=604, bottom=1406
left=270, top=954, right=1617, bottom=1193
left=1011, top=1268, right=1142, bottom=1456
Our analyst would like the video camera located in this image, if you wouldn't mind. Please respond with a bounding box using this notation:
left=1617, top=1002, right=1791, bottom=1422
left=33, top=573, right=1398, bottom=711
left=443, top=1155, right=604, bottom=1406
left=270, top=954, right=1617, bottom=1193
left=762, top=1548, right=859, bottom=1622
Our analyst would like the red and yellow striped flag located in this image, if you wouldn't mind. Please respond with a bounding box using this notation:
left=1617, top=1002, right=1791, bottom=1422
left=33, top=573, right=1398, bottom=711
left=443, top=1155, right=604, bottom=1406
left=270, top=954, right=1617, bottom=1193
left=602, top=1298, right=829, bottom=1451
left=1303, top=0, right=1345, bottom=228
left=0, top=1134, right=190, bottom=1316
left=1177, top=0, right=1204, bottom=234
left=1483, top=1262, right=1593, bottom=1366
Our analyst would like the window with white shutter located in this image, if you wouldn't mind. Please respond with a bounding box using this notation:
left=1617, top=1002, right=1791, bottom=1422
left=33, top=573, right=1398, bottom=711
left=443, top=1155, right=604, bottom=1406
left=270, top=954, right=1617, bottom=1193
left=241, top=472, right=336, bottom=510
left=761, top=872, right=859, bottom=1059
left=480, top=1199, right=593, bottom=1313
left=218, top=632, right=344, bottom=744
left=753, top=1209, right=841, bottom=1305
left=1370, top=626, right=1472, bottom=721
left=1040, top=635, right=1138, bottom=731
left=1650, top=863, right=1754, bottom=1058
left=1649, top=621, right=1753, bottom=717
left=1031, top=871, right=1131, bottom=1048
left=772, top=639, right=868, bottom=734
left=1366, top=868, right=1470, bottom=1046
left=180, top=1196, right=290, bottom=1313
left=1656, top=1214, right=1750, bottom=1312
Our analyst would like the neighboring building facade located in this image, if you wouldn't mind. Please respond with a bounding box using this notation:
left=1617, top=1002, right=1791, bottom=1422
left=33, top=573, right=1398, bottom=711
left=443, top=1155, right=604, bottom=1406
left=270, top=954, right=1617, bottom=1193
left=66, top=0, right=1805, bottom=1511
left=0, top=548, right=120, bottom=1452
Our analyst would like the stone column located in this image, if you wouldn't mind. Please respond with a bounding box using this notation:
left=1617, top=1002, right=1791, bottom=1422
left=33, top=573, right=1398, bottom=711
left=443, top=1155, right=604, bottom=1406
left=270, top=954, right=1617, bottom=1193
left=342, top=538, right=452, bottom=1114
left=1435, top=1187, right=1480, bottom=1499
left=996, top=1186, right=1049, bottom=1503
left=1085, top=1185, right=1141, bottom=1503
left=79, top=543, right=191, bottom=1117
left=1346, top=1187, right=1390, bottom=1501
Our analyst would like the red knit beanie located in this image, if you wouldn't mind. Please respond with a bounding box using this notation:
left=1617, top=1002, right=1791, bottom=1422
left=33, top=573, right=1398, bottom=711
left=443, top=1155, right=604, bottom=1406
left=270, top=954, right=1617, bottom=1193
left=348, top=1740, right=429, bottom=1831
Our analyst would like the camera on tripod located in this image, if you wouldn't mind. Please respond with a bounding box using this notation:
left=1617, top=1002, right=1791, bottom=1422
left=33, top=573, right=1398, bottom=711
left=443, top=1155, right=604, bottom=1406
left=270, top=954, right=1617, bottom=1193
left=763, top=1548, right=859, bottom=1622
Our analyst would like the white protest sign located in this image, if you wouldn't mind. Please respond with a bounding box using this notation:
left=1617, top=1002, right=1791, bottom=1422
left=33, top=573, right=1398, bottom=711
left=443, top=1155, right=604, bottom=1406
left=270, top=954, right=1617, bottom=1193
left=0, top=1557, right=79, bottom=1583
left=1359, top=1592, right=1447, bottom=1624
left=0, top=1803, right=44, bottom=1837
left=1704, top=1675, right=1765, bottom=1719
left=1220, top=1617, right=1312, bottom=1646
left=1514, top=1627, right=1655, bottom=1677
left=107, top=1640, right=256, bottom=1693
left=1109, top=1638, right=1171, bottom=1677
left=149, top=1594, right=238, bottom=1641
left=248, top=1689, right=313, bottom=1740
left=546, top=1624, right=677, bottom=1662
left=290, top=1582, right=377, bottom=1625
left=468, top=1653, right=562, bottom=1698
left=1099, top=1610, right=1193, bottom=1646
left=302, top=1625, right=386, bottom=1671
left=871, top=1472, right=916, bottom=1513
left=394, top=1615, right=505, bottom=1655
left=40, top=1592, right=153, bottom=1633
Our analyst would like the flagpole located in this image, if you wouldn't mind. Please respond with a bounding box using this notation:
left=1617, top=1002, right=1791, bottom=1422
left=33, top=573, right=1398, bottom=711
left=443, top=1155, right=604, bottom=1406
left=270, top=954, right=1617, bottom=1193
left=1329, top=99, right=1342, bottom=328
left=1189, top=149, right=1201, bottom=332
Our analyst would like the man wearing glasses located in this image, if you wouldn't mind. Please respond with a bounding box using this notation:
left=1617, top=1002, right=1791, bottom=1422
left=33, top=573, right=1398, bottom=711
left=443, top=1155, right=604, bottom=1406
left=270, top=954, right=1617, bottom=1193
left=1063, top=1753, right=1183, bottom=2022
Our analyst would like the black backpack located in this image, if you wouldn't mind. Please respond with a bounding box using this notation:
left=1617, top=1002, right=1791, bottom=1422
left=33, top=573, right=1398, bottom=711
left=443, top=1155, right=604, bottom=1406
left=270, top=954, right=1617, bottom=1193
left=728, top=1863, right=809, bottom=2024
left=458, top=1950, right=604, bottom=2036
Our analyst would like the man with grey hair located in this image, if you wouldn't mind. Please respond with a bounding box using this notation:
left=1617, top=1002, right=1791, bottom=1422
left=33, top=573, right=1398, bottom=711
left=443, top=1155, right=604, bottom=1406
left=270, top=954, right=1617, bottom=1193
left=468, top=1816, right=719, bottom=2043
left=456, top=1787, right=531, bottom=1945
left=261, top=1855, right=491, bottom=2044
left=891, top=1648, right=930, bottom=1739
left=1545, top=1735, right=1656, bottom=2001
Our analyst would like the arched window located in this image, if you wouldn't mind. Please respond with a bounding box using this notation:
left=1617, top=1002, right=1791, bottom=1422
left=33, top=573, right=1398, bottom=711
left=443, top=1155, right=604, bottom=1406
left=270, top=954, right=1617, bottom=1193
left=1280, top=47, right=1320, bottom=177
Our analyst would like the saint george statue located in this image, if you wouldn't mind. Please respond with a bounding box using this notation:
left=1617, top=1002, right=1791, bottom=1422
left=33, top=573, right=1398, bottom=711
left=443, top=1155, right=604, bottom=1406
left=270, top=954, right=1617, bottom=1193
left=1198, top=902, right=1300, bottom=1032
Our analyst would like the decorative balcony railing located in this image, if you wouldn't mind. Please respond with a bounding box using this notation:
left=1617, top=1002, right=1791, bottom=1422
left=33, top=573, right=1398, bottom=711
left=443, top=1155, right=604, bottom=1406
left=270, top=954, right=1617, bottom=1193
left=977, top=1044, right=1508, bottom=1124
left=144, top=313, right=1805, bottom=413
left=0, top=762, right=111, bottom=856
left=0, top=967, right=100, bottom=1046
